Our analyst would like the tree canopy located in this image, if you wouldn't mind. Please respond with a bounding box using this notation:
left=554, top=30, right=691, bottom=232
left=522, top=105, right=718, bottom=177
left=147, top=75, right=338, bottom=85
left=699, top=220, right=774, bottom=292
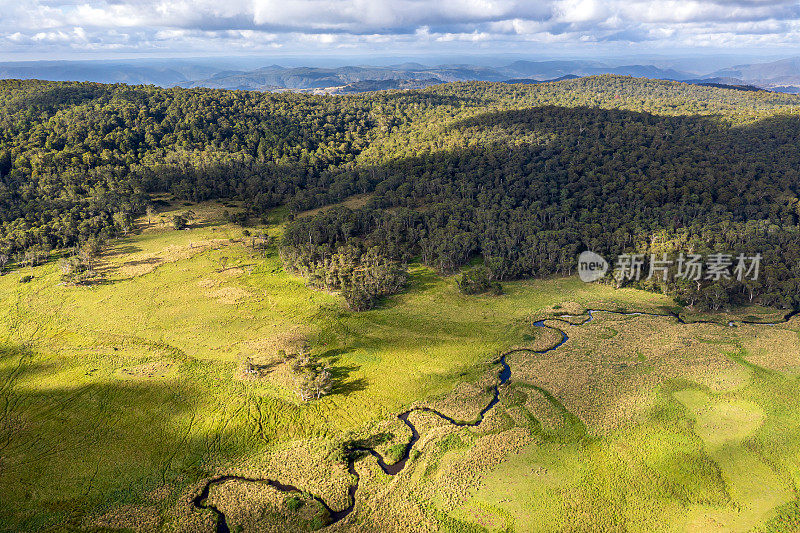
left=3, top=76, right=800, bottom=308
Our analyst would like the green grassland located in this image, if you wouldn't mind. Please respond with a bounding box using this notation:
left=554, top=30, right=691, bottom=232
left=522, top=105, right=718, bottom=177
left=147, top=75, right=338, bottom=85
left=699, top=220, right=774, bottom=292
left=1, top=201, right=799, bottom=532
left=415, top=314, right=800, bottom=533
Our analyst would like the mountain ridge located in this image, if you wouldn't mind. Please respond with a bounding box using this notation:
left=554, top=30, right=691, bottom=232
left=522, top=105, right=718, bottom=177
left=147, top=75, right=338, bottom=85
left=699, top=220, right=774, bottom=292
left=2, top=57, right=800, bottom=93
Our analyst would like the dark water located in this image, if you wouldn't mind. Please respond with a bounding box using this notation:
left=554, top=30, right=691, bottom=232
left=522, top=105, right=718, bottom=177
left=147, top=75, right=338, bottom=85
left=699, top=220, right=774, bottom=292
left=192, top=306, right=799, bottom=530
left=192, top=347, right=521, bottom=529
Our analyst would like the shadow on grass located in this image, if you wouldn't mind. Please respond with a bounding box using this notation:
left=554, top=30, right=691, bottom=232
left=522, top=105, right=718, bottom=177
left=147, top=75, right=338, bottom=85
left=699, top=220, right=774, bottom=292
left=313, top=350, right=367, bottom=397
left=250, top=359, right=283, bottom=374
left=103, top=244, right=143, bottom=257
left=332, top=374, right=367, bottom=397
left=346, top=431, right=395, bottom=450
left=0, top=343, right=228, bottom=530
left=369, top=265, right=438, bottom=311
left=118, top=257, right=161, bottom=268
left=407, top=267, right=439, bottom=294
left=319, top=348, right=352, bottom=359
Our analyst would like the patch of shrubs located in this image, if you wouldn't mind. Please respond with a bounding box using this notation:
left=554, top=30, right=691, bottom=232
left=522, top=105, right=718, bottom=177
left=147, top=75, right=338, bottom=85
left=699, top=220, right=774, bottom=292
left=171, top=210, right=195, bottom=230
left=280, top=349, right=334, bottom=401
left=456, top=266, right=503, bottom=296
left=285, top=495, right=304, bottom=511
left=282, top=245, right=408, bottom=311
left=223, top=210, right=249, bottom=226
left=59, top=236, right=104, bottom=285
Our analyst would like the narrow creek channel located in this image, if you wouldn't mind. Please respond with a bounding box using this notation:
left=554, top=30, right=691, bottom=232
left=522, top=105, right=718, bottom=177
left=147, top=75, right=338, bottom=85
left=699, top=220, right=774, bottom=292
left=192, top=308, right=798, bottom=532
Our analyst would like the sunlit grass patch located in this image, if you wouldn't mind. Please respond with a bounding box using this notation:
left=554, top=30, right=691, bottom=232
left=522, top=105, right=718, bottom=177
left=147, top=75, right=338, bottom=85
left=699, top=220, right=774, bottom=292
left=674, top=388, right=793, bottom=532
left=422, top=311, right=800, bottom=532
left=3, top=205, right=800, bottom=531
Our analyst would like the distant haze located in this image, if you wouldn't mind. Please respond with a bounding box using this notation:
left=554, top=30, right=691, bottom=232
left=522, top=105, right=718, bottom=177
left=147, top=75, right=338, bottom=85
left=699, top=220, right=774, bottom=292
left=3, top=56, right=800, bottom=95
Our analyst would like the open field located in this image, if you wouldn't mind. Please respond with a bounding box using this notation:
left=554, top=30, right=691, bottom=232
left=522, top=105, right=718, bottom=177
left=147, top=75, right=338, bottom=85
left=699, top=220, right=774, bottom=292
left=1, top=200, right=799, bottom=532
left=424, top=313, right=800, bottom=533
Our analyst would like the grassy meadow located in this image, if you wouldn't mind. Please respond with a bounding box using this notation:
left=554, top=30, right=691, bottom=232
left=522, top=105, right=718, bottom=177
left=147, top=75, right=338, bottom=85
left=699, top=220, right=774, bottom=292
left=1, top=200, right=799, bottom=532
left=424, top=313, right=800, bottom=533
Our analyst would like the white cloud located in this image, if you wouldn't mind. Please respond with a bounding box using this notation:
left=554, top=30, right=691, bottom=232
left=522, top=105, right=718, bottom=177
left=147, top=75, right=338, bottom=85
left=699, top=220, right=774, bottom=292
left=555, top=0, right=610, bottom=24
left=435, top=30, right=492, bottom=42
left=1, top=0, right=800, bottom=56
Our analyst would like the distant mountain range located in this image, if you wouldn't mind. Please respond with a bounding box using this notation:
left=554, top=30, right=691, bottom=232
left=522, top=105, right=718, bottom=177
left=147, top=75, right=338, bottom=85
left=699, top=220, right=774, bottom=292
left=503, top=74, right=582, bottom=84
left=0, top=60, right=224, bottom=86
left=707, top=58, right=800, bottom=93
left=175, top=61, right=698, bottom=92
left=3, top=57, right=800, bottom=94
left=681, top=78, right=764, bottom=92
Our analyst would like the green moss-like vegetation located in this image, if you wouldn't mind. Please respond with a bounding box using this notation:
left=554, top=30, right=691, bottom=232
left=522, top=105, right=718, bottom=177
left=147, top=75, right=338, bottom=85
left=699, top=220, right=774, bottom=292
left=1, top=201, right=799, bottom=532
left=0, top=202, right=678, bottom=530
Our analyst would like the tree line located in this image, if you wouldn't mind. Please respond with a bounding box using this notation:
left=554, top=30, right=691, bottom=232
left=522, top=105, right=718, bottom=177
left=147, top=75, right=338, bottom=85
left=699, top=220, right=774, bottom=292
left=3, top=76, right=800, bottom=309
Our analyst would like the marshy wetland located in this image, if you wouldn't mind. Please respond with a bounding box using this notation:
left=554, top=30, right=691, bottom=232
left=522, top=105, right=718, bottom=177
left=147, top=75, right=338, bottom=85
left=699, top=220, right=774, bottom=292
left=2, top=202, right=799, bottom=532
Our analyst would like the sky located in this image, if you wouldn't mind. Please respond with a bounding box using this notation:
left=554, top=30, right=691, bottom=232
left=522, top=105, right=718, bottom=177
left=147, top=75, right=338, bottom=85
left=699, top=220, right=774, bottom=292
left=2, top=0, right=800, bottom=61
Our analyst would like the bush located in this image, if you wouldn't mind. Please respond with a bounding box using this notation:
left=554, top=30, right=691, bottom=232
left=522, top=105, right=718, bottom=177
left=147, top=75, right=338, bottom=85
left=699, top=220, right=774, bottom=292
left=285, top=495, right=304, bottom=511
left=171, top=214, right=188, bottom=230
left=342, top=286, right=376, bottom=311
left=282, top=244, right=408, bottom=312
left=230, top=212, right=249, bottom=226
left=456, top=266, right=503, bottom=295
left=19, top=275, right=33, bottom=283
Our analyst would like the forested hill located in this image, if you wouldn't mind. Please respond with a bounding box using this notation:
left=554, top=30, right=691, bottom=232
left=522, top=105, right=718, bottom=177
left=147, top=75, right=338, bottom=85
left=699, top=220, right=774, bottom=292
left=3, top=76, right=800, bottom=308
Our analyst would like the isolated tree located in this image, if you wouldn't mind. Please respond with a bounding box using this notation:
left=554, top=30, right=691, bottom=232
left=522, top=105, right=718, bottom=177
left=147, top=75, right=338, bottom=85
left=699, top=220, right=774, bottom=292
left=78, top=237, right=103, bottom=270
left=311, top=369, right=333, bottom=399
left=22, top=250, right=36, bottom=268
left=289, top=352, right=333, bottom=401
left=252, top=232, right=270, bottom=250
left=60, top=237, right=104, bottom=285
left=243, top=357, right=257, bottom=376
left=456, top=266, right=502, bottom=295
left=172, top=214, right=188, bottom=230
left=184, top=210, right=197, bottom=226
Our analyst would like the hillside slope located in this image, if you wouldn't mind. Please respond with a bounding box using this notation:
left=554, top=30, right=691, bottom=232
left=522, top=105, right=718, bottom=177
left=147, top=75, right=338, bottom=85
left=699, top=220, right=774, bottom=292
left=2, top=76, right=800, bottom=308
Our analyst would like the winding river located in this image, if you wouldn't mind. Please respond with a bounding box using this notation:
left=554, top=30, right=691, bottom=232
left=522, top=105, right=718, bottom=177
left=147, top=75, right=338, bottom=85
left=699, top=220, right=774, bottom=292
left=193, top=307, right=799, bottom=532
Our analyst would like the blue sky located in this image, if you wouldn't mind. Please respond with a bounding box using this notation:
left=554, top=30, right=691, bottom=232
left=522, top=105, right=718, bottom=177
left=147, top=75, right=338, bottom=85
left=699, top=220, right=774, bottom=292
left=2, top=0, right=800, bottom=60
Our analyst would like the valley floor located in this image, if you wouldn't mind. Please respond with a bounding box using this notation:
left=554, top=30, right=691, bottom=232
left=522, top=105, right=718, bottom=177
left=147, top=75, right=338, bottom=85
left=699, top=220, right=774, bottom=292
left=1, top=201, right=799, bottom=532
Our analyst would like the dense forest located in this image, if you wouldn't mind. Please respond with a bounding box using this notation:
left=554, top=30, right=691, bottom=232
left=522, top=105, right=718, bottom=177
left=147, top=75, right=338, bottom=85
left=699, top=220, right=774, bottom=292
left=2, top=76, right=800, bottom=309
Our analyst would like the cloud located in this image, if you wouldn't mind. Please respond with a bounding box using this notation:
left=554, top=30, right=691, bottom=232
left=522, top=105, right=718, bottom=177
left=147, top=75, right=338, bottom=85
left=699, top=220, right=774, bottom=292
left=1, top=0, right=800, bottom=56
